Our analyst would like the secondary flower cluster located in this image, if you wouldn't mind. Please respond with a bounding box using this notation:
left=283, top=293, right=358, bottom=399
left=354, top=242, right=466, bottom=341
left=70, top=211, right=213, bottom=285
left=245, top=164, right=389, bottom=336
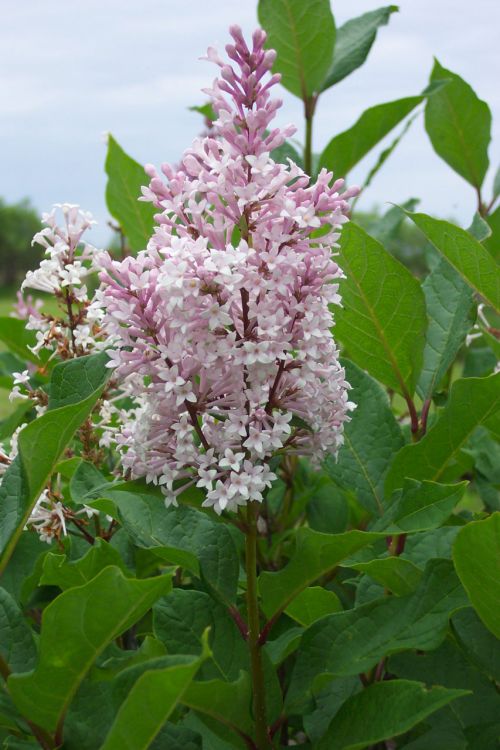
left=19, top=203, right=104, bottom=358
left=97, top=26, right=357, bottom=514
left=5, top=205, right=116, bottom=542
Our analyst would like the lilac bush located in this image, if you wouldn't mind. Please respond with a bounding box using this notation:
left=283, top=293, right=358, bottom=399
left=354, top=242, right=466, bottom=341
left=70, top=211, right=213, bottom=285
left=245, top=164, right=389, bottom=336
left=0, top=5, right=498, bottom=750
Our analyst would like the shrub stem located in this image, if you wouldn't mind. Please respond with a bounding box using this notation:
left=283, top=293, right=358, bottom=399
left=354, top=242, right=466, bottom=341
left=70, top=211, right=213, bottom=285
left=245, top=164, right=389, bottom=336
left=245, top=501, right=270, bottom=749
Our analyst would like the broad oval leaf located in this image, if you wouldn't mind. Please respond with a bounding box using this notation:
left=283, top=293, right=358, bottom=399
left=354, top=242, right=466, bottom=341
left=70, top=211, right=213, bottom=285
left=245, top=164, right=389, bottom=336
left=285, top=586, right=342, bottom=627
left=317, top=680, right=468, bottom=750
left=372, top=479, right=467, bottom=534
left=182, top=673, right=253, bottom=738
left=406, top=210, right=500, bottom=313
left=335, top=222, right=427, bottom=396
left=99, top=645, right=209, bottom=750
left=484, top=206, right=500, bottom=261
left=8, top=567, right=170, bottom=732
left=110, top=492, right=240, bottom=606
left=321, top=5, right=398, bottom=90
left=153, top=589, right=247, bottom=682
left=452, top=606, right=500, bottom=683
left=318, top=96, right=423, bottom=177
left=287, top=559, right=467, bottom=709
left=259, top=527, right=384, bottom=621
left=0, top=318, right=41, bottom=366
left=386, top=374, right=500, bottom=493
left=425, top=59, right=491, bottom=188
left=453, top=513, right=500, bottom=639
left=347, top=557, right=422, bottom=596
left=326, top=360, right=404, bottom=515
left=258, top=0, right=335, bottom=100
left=0, top=353, right=110, bottom=575
left=418, top=258, right=475, bottom=400
left=0, top=588, right=37, bottom=673
left=40, top=538, right=131, bottom=591
left=105, top=134, right=156, bottom=253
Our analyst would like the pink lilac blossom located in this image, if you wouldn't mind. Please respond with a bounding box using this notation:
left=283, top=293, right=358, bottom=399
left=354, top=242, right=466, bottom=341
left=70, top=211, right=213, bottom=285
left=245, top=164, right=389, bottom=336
left=96, top=25, right=358, bottom=515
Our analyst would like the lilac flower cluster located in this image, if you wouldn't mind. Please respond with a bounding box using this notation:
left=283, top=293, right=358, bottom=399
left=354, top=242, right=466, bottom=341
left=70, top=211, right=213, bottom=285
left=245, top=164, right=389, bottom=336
left=5, top=205, right=112, bottom=542
left=97, top=26, right=357, bottom=514
left=20, top=203, right=104, bottom=358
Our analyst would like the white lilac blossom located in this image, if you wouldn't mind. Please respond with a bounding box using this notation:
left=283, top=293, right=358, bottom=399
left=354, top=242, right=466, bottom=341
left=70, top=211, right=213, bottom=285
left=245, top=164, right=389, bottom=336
left=7, top=206, right=119, bottom=545
left=97, top=26, right=358, bottom=515
left=19, top=203, right=105, bottom=359
left=26, top=492, right=98, bottom=545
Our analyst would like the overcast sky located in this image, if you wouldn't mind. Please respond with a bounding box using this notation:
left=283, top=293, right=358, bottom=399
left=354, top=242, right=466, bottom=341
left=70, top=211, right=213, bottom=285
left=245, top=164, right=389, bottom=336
left=1, top=0, right=499, bottom=245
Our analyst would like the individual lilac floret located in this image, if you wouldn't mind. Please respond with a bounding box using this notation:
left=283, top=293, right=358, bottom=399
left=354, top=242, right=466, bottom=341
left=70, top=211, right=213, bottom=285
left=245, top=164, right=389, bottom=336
left=97, top=26, right=358, bottom=515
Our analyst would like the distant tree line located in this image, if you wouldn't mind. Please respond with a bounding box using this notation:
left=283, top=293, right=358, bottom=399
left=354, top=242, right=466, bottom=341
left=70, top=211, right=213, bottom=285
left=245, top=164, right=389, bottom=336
left=0, top=198, right=43, bottom=287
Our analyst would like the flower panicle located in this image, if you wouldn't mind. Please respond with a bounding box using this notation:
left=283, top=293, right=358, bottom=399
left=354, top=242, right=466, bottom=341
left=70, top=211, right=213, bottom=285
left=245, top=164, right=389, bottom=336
left=97, top=26, right=359, bottom=515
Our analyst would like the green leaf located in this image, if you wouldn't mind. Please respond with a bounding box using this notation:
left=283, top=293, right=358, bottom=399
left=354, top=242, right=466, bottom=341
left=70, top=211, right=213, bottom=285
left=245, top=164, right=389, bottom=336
left=484, top=206, right=500, bottom=261
left=452, top=607, right=500, bottom=682
left=69, top=460, right=109, bottom=503
left=322, top=5, right=398, bottom=89
left=287, top=559, right=467, bottom=708
left=303, top=676, right=360, bottom=744
left=0, top=588, right=37, bottom=673
left=271, top=139, right=303, bottom=169
left=326, top=360, right=404, bottom=515
left=47, top=353, right=109, bottom=410
left=259, top=527, right=383, bottom=620
left=60, top=677, right=116, bottom=750
left=371, top=199, right=420, bottom=245
left=265, top=627, right=303, bottom=667
left=335, top=223, right=427, bottom=395
left=425, top=59, right=491, bottom=188
left=113, top=493, right=239, bottom=605
left=372, top=479, right=467, bottom=534
left=406, top=211, right=500, bottom=313
left=318, top=96, right=423, bottom=177
left=150, top=724, right=202, bottom=750
left=358, top=111, right=419, bottom=194
left=189, top=102, right=216, bottom=122
left=40, top=539, right=132, bottom=590
left=386, top=374, right=500, bottom=492
left=390, top=638, right=499, bottom=742
left=347, top=557, right=422, bottom=596
left=285, top=586, right=342, bottom=626
left=0, top=318, right=40, bottom=365
left=0, top=532, right=47, bottom=606
left=8, top=567, right=169, bottom=732
left=402, top=527, right=460, bottom=567
left=317, top=680, right=468, bottom=750
left=418, top=259, right=475, bottom=400
left=0, top=353, right=110, bottom=576
left=182, top=672, right=253, bottom=737
left=153, top=589, right=246, bottom=682
left=493, top=166, right=500, bottom=199
left=0, top=401, right=33, bottom=442
left=183, top=713, right=236, bottom=750
left=306, top=480, right=349, bottom=534
left=99, top=643, right=210, bottom=750
left=452, top=513, right=500, bottom=638
left=468, top=212, right=492, bottom=242
left=153, top=589, right=282, bottom=728
left=105, top=134, right=156, bottom=253
left=0, top=352, right=28, bottom=390
left=3, top=739, right=38, bottom=749
left=258, top=0, right=335, bottom=100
